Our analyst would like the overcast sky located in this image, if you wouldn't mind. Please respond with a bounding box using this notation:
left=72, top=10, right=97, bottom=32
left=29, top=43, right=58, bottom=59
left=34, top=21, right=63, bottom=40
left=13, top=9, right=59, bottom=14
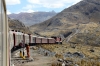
left=6, top=0, right=82, bottom=14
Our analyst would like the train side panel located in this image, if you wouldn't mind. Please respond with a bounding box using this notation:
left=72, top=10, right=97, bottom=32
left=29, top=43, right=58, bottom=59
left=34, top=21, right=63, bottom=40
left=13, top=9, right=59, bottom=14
left=41, top=38, right=48, bottom=44
left=29, top=34, right=31, bottom=43
left=9, top=31, right=14, bottom=50
left=32, top=36, right=37, bottom=43
left=15, top=32, right=20, bottom=47
left=48, top=38, right=56, bottom=44
left=15, top=32, right=24, bottom=47
left=24, top=34, right=29, bottom=44
left=35, top=37, right=42, bottom=43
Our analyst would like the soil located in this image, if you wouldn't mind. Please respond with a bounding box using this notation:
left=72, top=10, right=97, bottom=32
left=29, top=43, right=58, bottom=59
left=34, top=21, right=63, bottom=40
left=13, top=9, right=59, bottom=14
left=11, top=46, right=56, bottom=66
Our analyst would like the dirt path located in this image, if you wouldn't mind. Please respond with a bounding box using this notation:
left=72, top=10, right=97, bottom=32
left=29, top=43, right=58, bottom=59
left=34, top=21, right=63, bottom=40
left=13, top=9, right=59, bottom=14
left=12, top=47, right=55, bottom=66
left=22, top=49, right=54, bottom=66
left=67, top=29, right=79, bottom=42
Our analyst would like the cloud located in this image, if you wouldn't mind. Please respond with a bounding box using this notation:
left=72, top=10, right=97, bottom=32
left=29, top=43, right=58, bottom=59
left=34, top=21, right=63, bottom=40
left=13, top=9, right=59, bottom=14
left=15, top=9, right=35, bottom=14
left=27, top=0, right=82, bottom=8
left=22, top=9, right=35, bottom=13
left=7, top=10, right=11, bottom=14
left=21, top=4, right=35, bottom=13
left=22, top=4, right=34, bottom=10
left=6, top=0, right=21, bottom=5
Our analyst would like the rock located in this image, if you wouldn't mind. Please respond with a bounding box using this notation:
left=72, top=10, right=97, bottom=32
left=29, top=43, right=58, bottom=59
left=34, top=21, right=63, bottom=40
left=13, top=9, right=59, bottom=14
left=38, top=47, right=56, bottom=56
left=64, top=52, right=72, bottom=58
left=62, top=63, right=65, bottom=66
left=72, top=52, right=85, bottom=58
left=90, top=49, right=94, bottom=52
left=58, top=59, right=63, bottom=62
left=64, top=52, right=85, bottom=58
left=74, top=64, right=79, bottom=66
left=64, top=60, right=73, bottom=64
left=22, top=61, right=24, bottom=63
left=32, top=46, right=38, bottom=50
left=28, top=57, right=34, bottom=61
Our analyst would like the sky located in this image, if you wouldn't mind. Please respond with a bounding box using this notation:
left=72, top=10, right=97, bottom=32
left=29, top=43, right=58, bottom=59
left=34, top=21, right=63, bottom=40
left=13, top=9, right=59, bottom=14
left=6, top=0, right=82, bottom=14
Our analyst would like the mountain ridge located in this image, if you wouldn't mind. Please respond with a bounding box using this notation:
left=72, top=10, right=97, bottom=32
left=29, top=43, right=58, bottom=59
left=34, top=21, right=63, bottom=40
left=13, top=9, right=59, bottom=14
left=8, top=11, right=57, bottom=26
left=30, top=0, right=100, bottom=45
left=30, top=0, right=100, bottom=32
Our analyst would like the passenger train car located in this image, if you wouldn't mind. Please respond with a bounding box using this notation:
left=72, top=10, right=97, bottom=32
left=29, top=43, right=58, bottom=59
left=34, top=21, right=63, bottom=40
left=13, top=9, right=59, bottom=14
left=0, top=0, right=9, bottom=66
left=9, top=30, right=62, bottom=51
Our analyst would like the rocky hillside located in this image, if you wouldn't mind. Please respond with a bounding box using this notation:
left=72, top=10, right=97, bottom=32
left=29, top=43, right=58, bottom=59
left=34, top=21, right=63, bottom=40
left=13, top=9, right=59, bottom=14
left=8, top=17, right=32, bottom=34
left=30, top=0, right=100, bottom=45
left=8, top=11, right=57, bottom=26
left=69, top=22, right=100, bottom=45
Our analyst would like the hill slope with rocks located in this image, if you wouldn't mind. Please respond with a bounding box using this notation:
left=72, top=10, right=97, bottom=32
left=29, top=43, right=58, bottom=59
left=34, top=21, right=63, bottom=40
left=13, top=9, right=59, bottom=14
left=8, top=11, right=57, bottom=26
left=30, top=0, right=100, bottom=45
left=8, top=17, right=32, bottom=34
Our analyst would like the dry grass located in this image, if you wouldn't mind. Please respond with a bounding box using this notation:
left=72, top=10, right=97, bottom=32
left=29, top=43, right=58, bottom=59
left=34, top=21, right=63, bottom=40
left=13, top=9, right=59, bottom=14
left=51, top=57, right=100, bottom=66
left=79, top=22, right=99, bottom=32
left=41, top=44, right=100, bottom=58
left=40, top=43, right=100, bottom=60
left=39, top=31, right=59, bottom=37
left=51, top=62, right=62, bottom=66
left=36, top=22, right=100, bottom=66
left=76, top=59, right=100, bottom=66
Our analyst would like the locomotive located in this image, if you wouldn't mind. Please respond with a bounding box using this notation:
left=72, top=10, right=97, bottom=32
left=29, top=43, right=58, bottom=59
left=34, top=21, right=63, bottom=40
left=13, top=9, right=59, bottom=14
left=9, top=30, right=62, bottom=51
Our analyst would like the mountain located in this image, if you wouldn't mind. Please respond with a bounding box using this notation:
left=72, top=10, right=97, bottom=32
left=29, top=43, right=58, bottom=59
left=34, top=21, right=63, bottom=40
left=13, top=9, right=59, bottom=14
left=8, top=17, right=32, bottom=34
left=30, top=0, right=100, bottom=45
left=8, top=11, right=57, bottom=26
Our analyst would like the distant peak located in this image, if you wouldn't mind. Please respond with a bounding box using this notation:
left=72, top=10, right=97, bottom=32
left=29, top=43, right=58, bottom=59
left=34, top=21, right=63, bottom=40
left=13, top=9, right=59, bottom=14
left=51, top=10, right=56, bottom=13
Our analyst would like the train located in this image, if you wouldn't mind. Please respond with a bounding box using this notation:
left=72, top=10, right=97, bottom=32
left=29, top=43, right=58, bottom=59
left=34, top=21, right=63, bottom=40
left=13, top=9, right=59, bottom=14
left=1, top=0, right=62, bottom=66
left=9, top=30, right=62, bottom=51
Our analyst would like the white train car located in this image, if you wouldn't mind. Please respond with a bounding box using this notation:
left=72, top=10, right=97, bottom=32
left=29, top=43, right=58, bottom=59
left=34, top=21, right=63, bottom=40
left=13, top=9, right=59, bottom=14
left=9, top=31, right=14, bottom=50
left=9, top=30, right=24, bottom=50
left=16, top=31, right=23, bottom=47
left=24, top=33, right=30, bottom=44
left=0, top=0, right=9, bottom=66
